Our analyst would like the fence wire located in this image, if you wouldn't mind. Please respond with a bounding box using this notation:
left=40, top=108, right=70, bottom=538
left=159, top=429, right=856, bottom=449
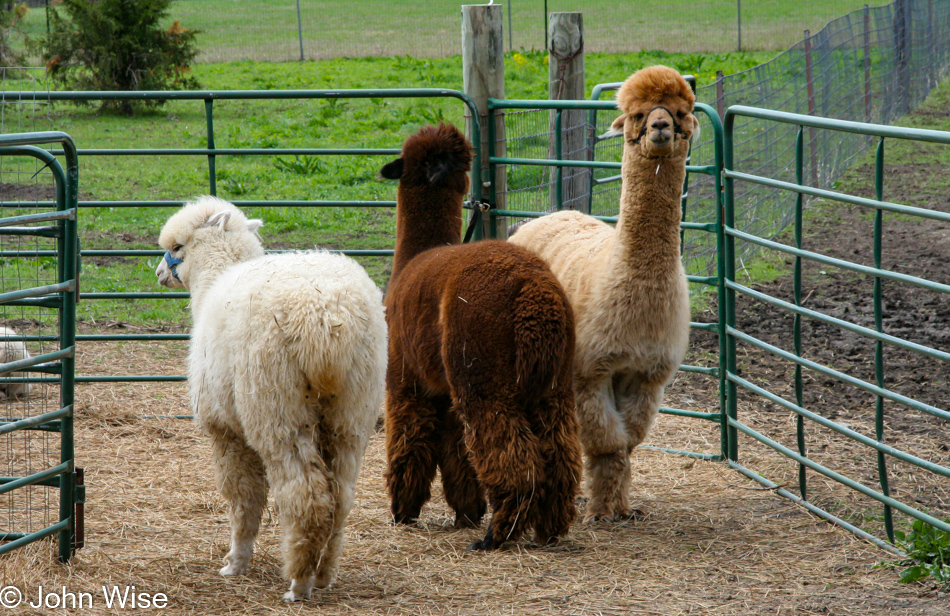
left=500, top=0, right=950, bottom=281
left=127, top=1, right=891, bottom=63
left=0, top=67, right=61, bottom=543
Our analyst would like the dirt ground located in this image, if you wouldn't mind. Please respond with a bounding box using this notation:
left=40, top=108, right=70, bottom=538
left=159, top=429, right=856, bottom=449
left=0, top=366, right=945, bottom=616
left=3, top=92, right=950, bottom=616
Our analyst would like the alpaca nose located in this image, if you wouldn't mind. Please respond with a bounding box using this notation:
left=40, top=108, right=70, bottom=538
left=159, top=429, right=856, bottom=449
left=651, top=116, right=671, bottom=131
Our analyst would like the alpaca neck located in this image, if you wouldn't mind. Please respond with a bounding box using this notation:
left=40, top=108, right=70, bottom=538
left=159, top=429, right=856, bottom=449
left=391, top=184, right=464, bottom=279
left=611, top=145, right=687, bottom=275
left=187, top=241, right=264, bottom=313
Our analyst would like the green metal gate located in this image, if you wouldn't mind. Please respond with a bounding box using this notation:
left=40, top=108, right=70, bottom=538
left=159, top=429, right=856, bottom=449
left=0, top=131, right=80, bottom=562
left=0, top=87, right=946, bottom=559
left=485, top=97, right=728, bottom=462
left=0, top=89, right=482, bottom=389
left=722, top=105, right=950, bottom=552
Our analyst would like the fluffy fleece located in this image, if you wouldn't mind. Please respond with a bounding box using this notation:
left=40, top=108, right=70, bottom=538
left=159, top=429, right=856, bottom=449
left=381, top=123, right=582, bottom=550
left=509, top=65, right=699, bottom=521
left=155, top=196, right=386, bottom=601
left=0, top=326, right=30, bottom=399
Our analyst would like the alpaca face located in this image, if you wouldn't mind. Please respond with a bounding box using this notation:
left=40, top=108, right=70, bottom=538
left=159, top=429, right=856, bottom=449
left=156, top=205, right=263, bottom=290
left=610, top=99, right=699, bottom=159
left=380, top=123, right=473, bottom=195
left=608, top=65, right=700, bottom=159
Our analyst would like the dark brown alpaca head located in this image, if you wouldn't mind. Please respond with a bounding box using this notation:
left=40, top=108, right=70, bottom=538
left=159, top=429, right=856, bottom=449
left=381, top=123, right=475, bottom=279
left=380, top=122, right=473, bottom=194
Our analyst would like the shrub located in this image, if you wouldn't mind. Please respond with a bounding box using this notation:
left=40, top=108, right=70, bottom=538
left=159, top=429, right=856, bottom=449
left=0, top=4, right=28, bottom=68
left=41, top=0, right=200, bottom=114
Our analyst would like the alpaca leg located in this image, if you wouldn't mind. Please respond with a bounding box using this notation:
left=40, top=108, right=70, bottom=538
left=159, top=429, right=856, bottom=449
left=266, top=439, right=336, bottom=602
left=574, top=375, right=632, bottom=522
left=614, top=373, right=665, bottom=450
left=312, top=483, right=351, bottom=590
left=530, top=391, right=582, bottom=545
left=384, top=387, right=445, bottom=524
left=461, top=398, right=543, bottom=550
left=313, top=427, right=365, bottom=590
left=437, top=407, right=486, bottom=528
left=208, top=426, right=268, bottom=576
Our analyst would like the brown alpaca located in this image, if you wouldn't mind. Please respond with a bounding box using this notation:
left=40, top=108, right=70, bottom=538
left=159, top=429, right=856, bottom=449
left=509, top=66, right=699, bottom=521
left=381, top=123, right=582, bottom=550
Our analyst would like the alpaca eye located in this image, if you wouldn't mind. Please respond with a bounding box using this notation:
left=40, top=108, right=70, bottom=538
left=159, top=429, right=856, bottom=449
left=676, top=111, right=686, bottom=119
left=634, top=113, right=644, bottom=121
left=173, top=245, right=183, bottom=253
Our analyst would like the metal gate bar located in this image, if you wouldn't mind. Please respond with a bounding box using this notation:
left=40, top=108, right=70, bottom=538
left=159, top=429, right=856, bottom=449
left=0, top=132, right=79, bottom=562
left=723, top=104, right=950, bottom=551
left=0, top=89, right=482, bottom=384
left=486, top=97, right=727, bottom=462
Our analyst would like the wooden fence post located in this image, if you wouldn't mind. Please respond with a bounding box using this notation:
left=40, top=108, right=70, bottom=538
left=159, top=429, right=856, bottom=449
left=716, top=70, right=726, bottom=121
left=462, top=4, right=506, bottom=237
left=864, top=5, right=872, bottom=123
left=804, top=29, right=818, bottom=186
left=548, top=12, right=585, bottom=211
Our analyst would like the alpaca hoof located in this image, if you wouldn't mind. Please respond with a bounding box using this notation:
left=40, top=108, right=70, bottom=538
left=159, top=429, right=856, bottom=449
left=392, top=513, right=418, bottom=525
left=467, top=527, right=496, bottom=551
left=533, top=534, right=561, bottom=547
left=284, top=577, right=315, bottom=602
left=313, top=571, right=335, bottom=590
left=582, top=508, right=646, bottom=524
left=219, top=562, right=248, bottom=576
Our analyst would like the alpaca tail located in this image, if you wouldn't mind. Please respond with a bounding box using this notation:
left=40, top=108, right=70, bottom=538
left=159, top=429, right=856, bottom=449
left=512, top=277, right=575, bottom=403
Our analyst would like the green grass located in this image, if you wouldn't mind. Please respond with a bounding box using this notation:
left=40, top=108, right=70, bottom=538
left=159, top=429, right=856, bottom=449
left=0, top=50, right=772, bottom=327
left=17, top=1, right=889, bottom=61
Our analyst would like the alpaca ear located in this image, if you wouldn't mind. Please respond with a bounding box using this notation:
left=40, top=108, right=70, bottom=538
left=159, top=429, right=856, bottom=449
left=689, top=114, right=702, bottom=144
left=599, top=114, right=626, bottom=140
left=380, top=158, right=404, bottom=180
left=246, top=219, right=264, bottom=234
left=204, top=210, right=231, bottom=230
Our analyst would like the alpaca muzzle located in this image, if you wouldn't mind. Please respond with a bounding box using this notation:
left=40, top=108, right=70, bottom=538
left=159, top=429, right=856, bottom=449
left=156, top=251, right=184, bottom=286
left=633, top=106, right=684, bottom=146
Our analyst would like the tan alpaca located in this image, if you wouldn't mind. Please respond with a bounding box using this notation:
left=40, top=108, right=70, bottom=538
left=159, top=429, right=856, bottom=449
left=509, top=65, right=699, bottom=521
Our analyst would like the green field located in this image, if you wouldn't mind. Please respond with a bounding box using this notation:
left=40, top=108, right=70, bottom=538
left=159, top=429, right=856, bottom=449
left=17, top=1, right=886, bottom=62
left=0, top=0, right=907, bottom=328
left=0, top=49, right=771, bottom=326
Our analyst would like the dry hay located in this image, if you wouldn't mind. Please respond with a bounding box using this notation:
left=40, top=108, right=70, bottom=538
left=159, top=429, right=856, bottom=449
left=0, top=341, right=946, bottom=615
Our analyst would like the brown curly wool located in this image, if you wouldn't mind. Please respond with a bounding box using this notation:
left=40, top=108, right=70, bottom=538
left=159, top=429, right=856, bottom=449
left=381, top=123, right=582, bottom=550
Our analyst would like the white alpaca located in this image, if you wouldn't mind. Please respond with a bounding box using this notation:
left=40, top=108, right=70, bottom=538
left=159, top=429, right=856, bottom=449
left=0, top=326, right=30, bottom=399
left=155, top=196, right=387, bottom=601
left=509, top=66, right=699, bottom=521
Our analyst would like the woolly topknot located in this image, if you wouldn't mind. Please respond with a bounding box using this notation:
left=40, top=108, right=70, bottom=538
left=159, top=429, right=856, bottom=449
left=158, top=196, right=251, bottom=250
left=616, top=65, right=695, bottom=113
left=388, top=122, right=474, bottom=191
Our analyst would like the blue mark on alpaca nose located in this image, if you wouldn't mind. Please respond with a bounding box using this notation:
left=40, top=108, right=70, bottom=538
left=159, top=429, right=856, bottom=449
left=162, top=251, right=184, bottom=283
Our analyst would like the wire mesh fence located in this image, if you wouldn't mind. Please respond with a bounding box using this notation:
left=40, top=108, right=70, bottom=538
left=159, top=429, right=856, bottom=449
left=0, top=157, right=67, bottom=549
left=498, top=0, right=950, bottom=282
left=15, top=1, right=885, bottom=64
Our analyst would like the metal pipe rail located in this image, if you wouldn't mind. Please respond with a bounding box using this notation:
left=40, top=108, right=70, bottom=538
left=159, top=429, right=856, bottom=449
left=723, top=105, right=950, bottom=546
left=485, top=97, right=727, bottom=462
left=0, top=132, right=79, bottom=563
left=0, top=89, right=483, bottom=382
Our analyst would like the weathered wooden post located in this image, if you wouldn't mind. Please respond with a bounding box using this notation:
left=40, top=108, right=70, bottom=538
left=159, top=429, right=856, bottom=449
left=548, top=12, right=586, bottom=211
left=462, top=4, right=506, bottom=238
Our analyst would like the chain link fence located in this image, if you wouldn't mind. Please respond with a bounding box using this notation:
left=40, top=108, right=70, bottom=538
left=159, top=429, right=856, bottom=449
left=47, top=1, right=878, bottom=63
left=499, top=0, right=950, bottom=280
